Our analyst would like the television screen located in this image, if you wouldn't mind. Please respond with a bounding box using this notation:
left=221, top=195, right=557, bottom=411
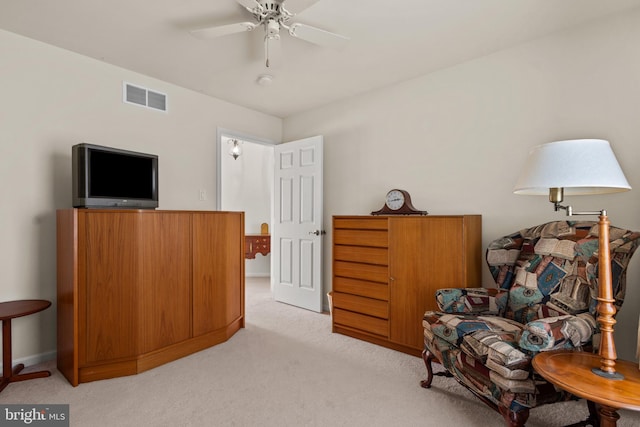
left=72, top=143, right=159, bottom=209
left=89, top=150, right=154, bottom=199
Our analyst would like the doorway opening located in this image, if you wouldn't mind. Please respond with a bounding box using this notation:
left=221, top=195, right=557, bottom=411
left=217, top=129, right=275, bottom=279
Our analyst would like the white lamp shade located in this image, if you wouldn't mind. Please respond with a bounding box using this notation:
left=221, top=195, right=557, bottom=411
left=513, top=139, right=631, bottom=196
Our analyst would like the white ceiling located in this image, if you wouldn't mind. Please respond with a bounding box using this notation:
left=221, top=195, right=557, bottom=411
left=2, top=0, right=640, bottom=118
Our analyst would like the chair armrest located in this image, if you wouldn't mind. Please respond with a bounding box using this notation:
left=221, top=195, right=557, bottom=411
left=435, top=288, right=508, bottom=315
left=519, top=313, right=596, bottom=353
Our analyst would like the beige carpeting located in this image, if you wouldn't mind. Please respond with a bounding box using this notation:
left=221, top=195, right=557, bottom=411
left=3, top=277, right=639, bottom=426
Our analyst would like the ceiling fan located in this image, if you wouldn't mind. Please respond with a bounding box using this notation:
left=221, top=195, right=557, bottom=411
left=190, top=0, right=349, bottom=68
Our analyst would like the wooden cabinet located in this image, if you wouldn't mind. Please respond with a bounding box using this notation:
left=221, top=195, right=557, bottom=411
left=192, top=213, right=244, bottom=337
left=332, top=215, right=481, bottom=356
left=57, top=209, right=244, bottom=386
left=138, top=213, right=191, bottom=354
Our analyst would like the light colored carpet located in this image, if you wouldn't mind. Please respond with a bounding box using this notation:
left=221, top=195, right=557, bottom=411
left=2, top=277, right=639, bottom=426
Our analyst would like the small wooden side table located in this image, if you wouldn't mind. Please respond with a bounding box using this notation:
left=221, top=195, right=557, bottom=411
left=0, top=300, right=52, bottom=393
left=533, top=350, right=640, bottom=427
left=245, top=234, right=270, bottom=259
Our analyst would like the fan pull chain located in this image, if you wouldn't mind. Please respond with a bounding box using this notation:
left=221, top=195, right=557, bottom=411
left=265, top=36, right=270, bottom=67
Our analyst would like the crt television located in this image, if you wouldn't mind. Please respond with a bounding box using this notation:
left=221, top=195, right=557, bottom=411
left=72, top=143, right=159, bottom=209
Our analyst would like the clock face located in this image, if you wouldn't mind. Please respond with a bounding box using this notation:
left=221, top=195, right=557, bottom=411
left=385, top=190, right=405, bottom=210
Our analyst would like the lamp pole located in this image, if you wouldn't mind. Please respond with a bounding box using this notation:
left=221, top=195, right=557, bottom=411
left=594, top=212, right=623, bottom=379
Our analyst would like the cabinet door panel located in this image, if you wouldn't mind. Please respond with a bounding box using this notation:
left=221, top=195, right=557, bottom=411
left=82, top=213, right=138, bottom=363
left=139, top=213, right=191, bottom=353
left=388, top=217, right=463, bottom=349
left=192, top=213, right=244, bottom=336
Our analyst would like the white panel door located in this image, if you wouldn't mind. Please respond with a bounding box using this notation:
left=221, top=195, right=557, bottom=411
left=272, top=136, right=323, bottom=312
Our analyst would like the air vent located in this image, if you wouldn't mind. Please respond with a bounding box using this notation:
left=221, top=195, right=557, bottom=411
left=123, top=82, right=167, bottom=112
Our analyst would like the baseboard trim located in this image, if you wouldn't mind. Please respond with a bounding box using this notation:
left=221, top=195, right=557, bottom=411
left=245, top=273, right=270, bottom=278
left=0, top=350, right=57, bottom=371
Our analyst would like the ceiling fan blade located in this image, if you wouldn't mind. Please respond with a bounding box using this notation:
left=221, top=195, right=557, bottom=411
left=190, top=22, right=257, bottom=40
left=282, top=0, right=321, bottom=15
left=234, top=0, right=259, bottom=10
left=288, top=23, right=349, bottom=49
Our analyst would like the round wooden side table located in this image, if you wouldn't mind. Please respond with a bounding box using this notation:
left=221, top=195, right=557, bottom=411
left=533, top=350, right=640, bottom=427
left=0, top=299, right=52, bottom=393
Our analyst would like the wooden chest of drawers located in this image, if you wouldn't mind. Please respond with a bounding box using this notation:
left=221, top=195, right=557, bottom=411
left=331, top=215, right=482, bottom=356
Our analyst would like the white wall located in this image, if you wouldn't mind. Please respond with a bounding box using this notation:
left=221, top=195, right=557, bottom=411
left=0, top=29, right=282, bottom=364
left=220, top=137, right=274, bottom=276
left=284, top=9, right=640, bottom=360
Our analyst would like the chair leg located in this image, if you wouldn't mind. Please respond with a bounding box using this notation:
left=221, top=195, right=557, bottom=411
left=586, top=401, right=601, bottom=427
left=422, top=347, right=528, bottom=427
left=499, top=406, right=529, bottom=427
left=420, top=349, right=435, bottom=388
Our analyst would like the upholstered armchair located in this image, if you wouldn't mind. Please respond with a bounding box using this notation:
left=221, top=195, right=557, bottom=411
left=421, top=221, right=640, bottom=427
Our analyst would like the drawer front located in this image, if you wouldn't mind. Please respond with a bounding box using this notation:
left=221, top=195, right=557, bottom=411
left=333, top=277, right=388, bottom=301
left=333, top=308, right=389, bottom=337
left=246, top=236, right=269, bottom=245
left=333, top=229, right=388, bottom=248
left=334, top=217, right=388, bottom=230
left=334, top=260, right=388, bottom=284
left=332, top=292, right=388, bottom=319
left=333, top=245, right=388, bottom=265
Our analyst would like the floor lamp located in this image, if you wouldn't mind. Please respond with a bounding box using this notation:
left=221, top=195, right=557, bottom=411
left=513, top=139, right=631, bottom=379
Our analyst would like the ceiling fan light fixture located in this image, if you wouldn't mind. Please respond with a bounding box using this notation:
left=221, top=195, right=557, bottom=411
left=256, top=74, right=274, bottom=86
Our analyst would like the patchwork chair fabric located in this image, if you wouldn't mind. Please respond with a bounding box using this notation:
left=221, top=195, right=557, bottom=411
left=421, top=221, right=640, bottom=427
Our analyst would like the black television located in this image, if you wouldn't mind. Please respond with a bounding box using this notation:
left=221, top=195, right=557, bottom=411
left=72, top=143, right=159, bottom=209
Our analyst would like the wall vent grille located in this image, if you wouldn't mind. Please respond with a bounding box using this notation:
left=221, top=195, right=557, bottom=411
left=123, top=82, right=167, bottom=112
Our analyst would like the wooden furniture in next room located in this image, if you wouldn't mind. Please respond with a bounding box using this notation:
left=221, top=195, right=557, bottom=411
left=331, top=215, right=482, bottom=356
left=533, top=351, right=640, bottom=427
left=245, top=234, right=270, bottom=259
left=56, top=209, right=245, bottom=386
left=0, top=299, right=52, bottom=393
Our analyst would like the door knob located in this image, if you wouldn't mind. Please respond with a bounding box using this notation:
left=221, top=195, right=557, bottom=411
left=309, top=230, right=326, bottom=236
